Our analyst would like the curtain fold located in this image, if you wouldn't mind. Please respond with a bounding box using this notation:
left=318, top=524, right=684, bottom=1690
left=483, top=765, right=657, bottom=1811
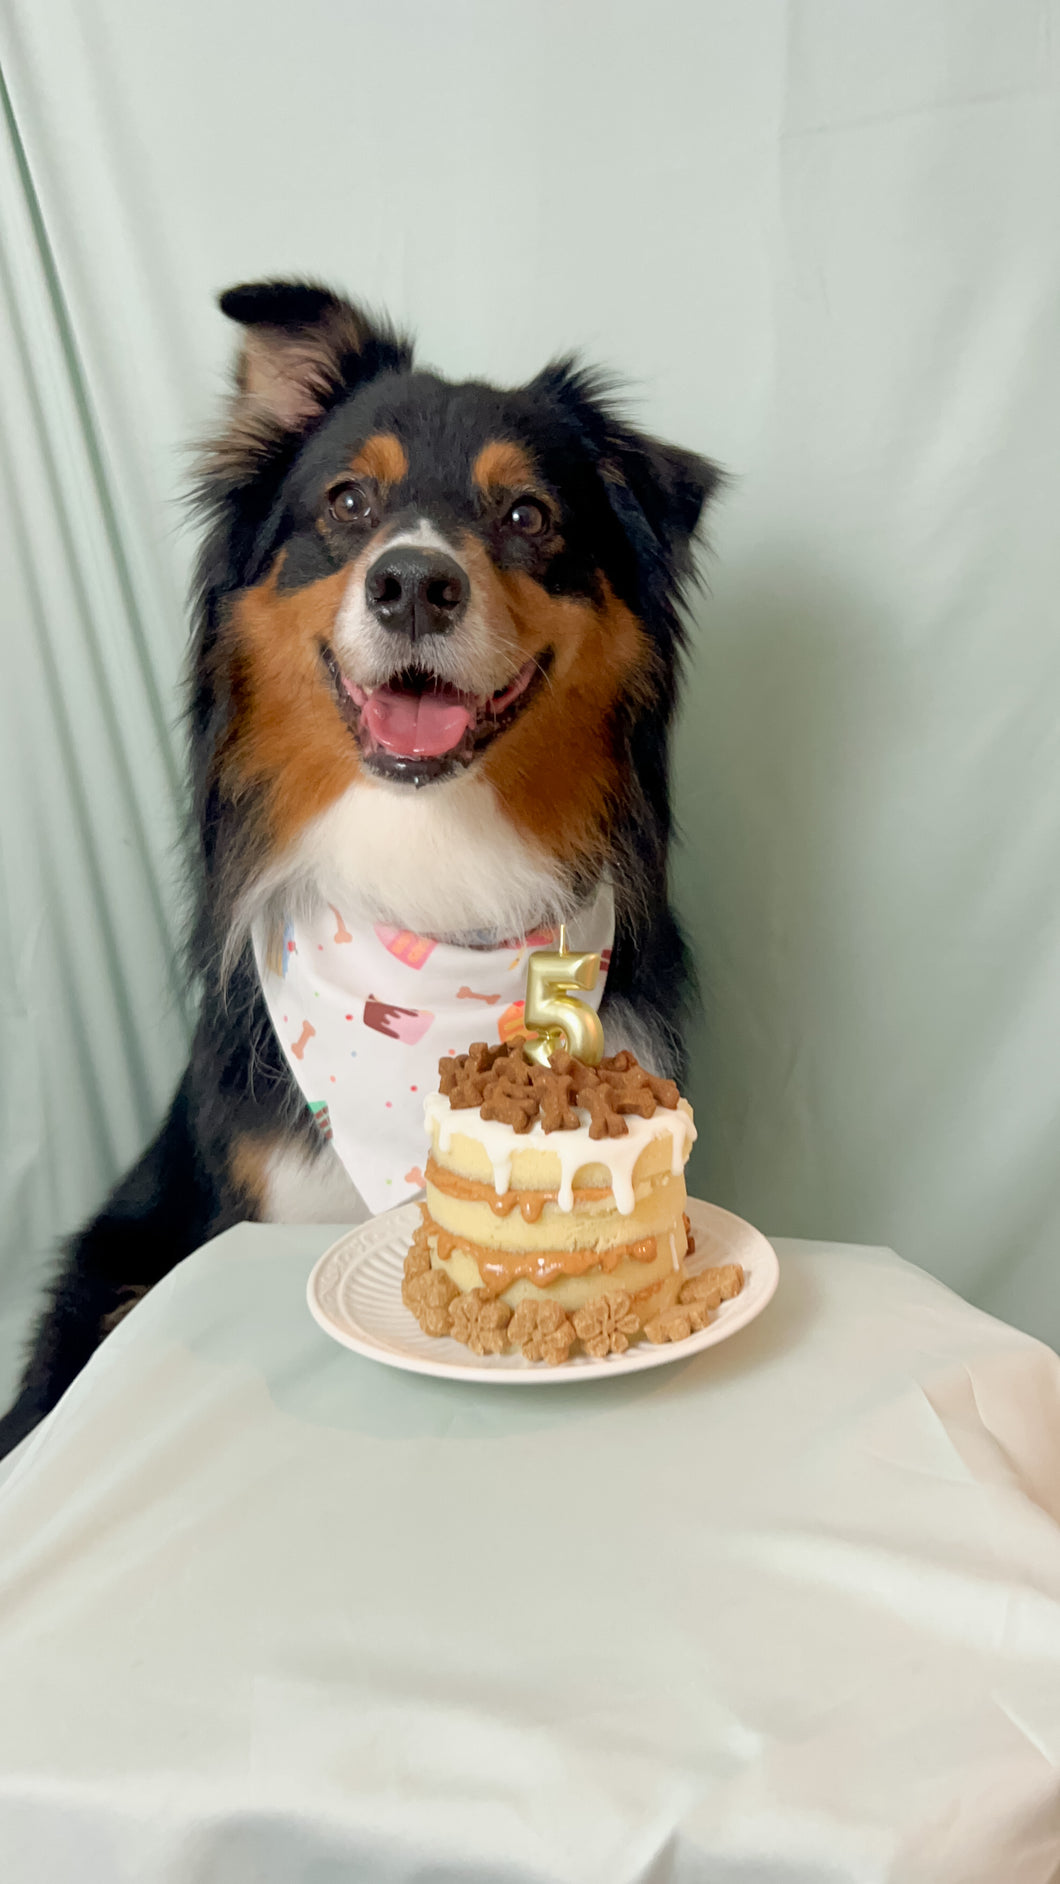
left=0, top=44, right=190, bottom=1396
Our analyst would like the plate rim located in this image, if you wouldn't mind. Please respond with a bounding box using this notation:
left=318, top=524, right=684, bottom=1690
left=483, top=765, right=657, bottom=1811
left=306, top=1197, right=779, bottom=1386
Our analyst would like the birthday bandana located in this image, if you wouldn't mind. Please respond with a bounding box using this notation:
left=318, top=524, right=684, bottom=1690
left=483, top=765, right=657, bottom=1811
left=253, top=881, right=614, bottom=1215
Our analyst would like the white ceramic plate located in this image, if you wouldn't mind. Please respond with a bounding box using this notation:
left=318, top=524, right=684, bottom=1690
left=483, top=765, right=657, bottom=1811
left=307, top=1196, right=779, bottom=1385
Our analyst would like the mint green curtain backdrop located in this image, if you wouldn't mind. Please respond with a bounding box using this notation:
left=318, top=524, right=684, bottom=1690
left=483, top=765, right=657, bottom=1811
left=1, top=0, right=1058, bottom=1401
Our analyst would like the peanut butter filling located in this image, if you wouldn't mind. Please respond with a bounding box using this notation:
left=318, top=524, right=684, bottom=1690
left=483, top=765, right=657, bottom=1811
left=402, top=1214, right=745, bottom=1360
left=425, top=1155, right=611, bottom=1223
left=421, top=1204, right=658, bottom=1295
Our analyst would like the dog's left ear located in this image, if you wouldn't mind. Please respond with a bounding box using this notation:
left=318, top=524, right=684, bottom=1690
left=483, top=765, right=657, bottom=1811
left=600, top=433, right=723, bottom=581
left=533, top=359, right=722, bottom=585
left=218, top=279, right=413, bottom=435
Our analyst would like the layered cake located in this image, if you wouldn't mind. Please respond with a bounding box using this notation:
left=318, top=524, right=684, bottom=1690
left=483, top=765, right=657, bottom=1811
left=402, top=1041, right=744, bottom=1362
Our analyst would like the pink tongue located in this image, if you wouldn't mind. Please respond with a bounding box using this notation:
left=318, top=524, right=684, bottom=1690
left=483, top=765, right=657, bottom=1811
left=361, top=685, right=474, bottom=758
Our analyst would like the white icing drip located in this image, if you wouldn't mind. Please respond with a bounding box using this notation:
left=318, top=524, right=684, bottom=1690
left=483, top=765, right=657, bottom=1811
left=423, top=1091, right=695, bottom=1217
left=669, top=1230, right=678, bottom=1271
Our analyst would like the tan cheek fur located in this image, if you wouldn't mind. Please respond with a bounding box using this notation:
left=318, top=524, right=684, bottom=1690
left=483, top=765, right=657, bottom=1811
left=219, top=559, right=369, bottom=850
left=460, top=538, right=651, bottom=860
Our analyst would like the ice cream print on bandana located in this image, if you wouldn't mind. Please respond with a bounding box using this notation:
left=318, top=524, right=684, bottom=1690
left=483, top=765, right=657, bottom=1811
left=362, top=996, right=435, bottom=1044
left=253, top=880, right=615, bottom=1215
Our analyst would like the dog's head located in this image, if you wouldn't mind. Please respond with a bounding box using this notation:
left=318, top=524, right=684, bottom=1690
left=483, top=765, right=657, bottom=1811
left=192, top=280, right=721, bottom=960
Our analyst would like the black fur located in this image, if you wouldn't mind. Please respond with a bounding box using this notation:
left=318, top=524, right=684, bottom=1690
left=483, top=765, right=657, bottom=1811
left=0, top=281, right=721, bottom=1457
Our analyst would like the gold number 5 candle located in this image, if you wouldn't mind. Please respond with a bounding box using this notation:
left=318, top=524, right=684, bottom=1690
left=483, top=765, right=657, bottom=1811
left=523, top=925, right=605, bottom=1067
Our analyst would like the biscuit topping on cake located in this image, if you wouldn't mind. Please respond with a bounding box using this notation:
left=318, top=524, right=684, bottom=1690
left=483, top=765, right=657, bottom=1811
left=438, top=1041, right=680, bottom=1139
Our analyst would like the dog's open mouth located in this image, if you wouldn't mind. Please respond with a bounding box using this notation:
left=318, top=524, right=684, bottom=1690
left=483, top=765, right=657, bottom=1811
left=321, top=648, right=551, bottom=785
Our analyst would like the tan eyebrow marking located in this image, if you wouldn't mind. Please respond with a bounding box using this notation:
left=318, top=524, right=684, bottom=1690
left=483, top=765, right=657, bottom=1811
left=349, top=433, right=409, bottom=487
left=472, top=439, right=537, bottom=496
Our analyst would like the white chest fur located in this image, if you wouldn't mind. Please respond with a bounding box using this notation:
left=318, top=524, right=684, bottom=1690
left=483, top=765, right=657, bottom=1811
left=258, top=770, right=570, bottom=941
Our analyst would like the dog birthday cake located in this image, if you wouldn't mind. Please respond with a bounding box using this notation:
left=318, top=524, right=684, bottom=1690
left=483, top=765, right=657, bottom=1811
left=402, top=1040, right=744, bottom=1363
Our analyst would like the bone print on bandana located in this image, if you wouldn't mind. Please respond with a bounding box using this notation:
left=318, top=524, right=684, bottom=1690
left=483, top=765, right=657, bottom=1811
left=253, top=879, right=614, bottom=1215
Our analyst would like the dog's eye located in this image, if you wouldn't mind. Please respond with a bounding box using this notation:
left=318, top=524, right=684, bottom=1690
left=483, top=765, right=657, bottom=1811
left=328, top=481, right=377, bottom=527
left=505, top=497, right=549, bottom=537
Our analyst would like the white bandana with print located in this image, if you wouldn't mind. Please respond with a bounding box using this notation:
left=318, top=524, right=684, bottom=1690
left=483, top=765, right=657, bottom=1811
left=253, top=879, right=614, bottom=1215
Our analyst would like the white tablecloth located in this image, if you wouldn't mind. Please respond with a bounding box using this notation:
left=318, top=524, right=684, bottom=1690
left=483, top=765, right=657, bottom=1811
left=0, top=1225, right=1058, bottom=1883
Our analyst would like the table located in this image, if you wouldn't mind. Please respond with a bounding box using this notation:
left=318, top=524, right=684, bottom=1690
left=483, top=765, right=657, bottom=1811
left=0, top=1225, right=1058, bottom=1883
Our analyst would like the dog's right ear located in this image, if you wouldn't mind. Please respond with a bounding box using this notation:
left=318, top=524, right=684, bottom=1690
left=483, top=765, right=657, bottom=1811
left=215, top=278, right=413, bottom=452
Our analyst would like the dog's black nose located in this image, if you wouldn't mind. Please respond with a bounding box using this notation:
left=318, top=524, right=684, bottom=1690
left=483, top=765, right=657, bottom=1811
left=365, top=547, right=469, bottom=639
